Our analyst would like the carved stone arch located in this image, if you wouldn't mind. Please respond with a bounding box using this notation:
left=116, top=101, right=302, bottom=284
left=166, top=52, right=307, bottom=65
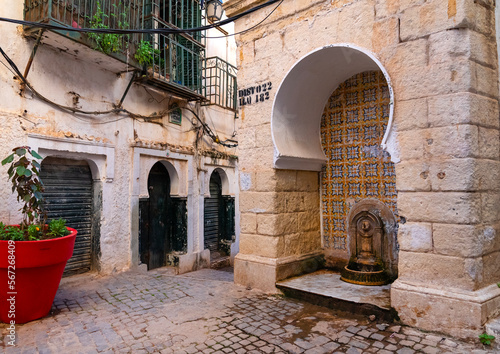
left=38, top=151, right=103, bottom=181
left=350, top=210, right=384, bottom=261
left=204, top=167, right=235, bottom=196
left=214, top=168, right=231, bottom=195
left=148, top=160, right=180, bottom=196
left=271, top=44, right=395, bottom=171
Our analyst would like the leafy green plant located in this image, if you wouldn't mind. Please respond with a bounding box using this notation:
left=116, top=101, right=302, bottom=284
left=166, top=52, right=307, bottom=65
left=479, top=333, right=495, bottom=346
left=2, top=146, right=45, bottom=229
left=27, top=224, right=42, bottom=241
left=1, top=147, right=70, bottom=241
left=135, top=40, right=160, bottom=66
left=88, top=1, right=129, bottom=54
left=0, top=223, right=25, bottom=241
left=47, top=218, right=70, bottom=238
left=135, top=40, right=166, bottom=71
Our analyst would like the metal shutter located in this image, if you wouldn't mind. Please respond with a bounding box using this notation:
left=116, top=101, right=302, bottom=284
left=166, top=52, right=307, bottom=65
left=40, top=157, right=93, bottom=276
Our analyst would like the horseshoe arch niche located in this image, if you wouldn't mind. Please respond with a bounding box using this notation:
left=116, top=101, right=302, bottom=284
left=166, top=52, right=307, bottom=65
left=271, top=44, right=395, bottom=171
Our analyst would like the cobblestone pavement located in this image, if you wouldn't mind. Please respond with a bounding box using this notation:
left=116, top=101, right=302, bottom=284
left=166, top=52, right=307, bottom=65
left=0, top=267, right=496, bottom=353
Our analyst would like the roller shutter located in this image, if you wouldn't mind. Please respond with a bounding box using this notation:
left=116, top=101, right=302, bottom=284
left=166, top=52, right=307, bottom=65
left=40, top=158, right=93, bottom=276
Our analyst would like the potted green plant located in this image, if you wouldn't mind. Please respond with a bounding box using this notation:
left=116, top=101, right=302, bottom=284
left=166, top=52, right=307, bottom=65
left=135, top=40, right=160, bottom=66
left=0, top=146, right=77, bottom=324
left=87, top=1, right=129, bottom=54
left=135, top=40, right=168, bottom=79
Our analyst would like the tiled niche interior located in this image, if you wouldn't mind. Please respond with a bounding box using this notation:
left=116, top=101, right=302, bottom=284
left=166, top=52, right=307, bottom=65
left=320, top=71, right=398, bottom=250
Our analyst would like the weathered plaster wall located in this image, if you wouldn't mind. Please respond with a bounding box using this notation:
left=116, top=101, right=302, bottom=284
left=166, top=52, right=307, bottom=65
left=206, top=15, right=237, bottom=67
left=0, top=1, right=239, bottom=274
left=226, top=0, right=500, bottom=338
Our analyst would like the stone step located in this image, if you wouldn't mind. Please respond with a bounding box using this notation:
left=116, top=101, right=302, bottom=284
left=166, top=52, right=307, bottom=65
left=210, top=256, right=231, bottom=269
left=276, top=269, right=396, bottom=323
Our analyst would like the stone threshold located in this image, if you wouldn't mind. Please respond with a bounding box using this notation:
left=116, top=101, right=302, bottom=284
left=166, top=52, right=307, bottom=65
left=210, top=255, right=231, bottom=269
left=276, top=269, right=396, bottom=322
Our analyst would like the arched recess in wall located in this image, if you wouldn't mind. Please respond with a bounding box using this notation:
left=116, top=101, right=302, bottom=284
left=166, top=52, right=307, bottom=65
left=271, top=44, right=395, bottom=171
left=205, top=167, right=232, bottom=196
left=319, top=70, right=399, bottom=279
left=152, top=160, right=180, bottom=196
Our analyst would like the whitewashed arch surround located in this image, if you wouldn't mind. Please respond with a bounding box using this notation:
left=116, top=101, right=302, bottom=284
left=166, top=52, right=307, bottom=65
left=271, top=44, right=394, bottom=171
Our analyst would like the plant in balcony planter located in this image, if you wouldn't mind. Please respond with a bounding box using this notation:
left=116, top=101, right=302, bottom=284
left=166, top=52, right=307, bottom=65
left=0, top=146, right=77, bottom=324
left=135, top=40, right=161, bottom=66
left=88, top=1, right=129, bottom=54
left=135, top=40, right=167, bottom=78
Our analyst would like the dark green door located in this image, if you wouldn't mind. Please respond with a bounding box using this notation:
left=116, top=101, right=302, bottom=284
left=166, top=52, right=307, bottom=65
left=204, top=172, right=221, bottom=252
left=220, top=195, right=235, bottom=255
left=145, top=162, right=171, bottom=270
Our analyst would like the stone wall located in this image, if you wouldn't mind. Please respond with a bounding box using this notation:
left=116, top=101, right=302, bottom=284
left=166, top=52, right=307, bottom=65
left=226, top=0, right=500, bottom=338
left=236, top=169, right=322, bottom=291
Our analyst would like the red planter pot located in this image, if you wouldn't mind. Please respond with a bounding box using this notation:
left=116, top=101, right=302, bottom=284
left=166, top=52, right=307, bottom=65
left=0, top=227, right=77, bottom=324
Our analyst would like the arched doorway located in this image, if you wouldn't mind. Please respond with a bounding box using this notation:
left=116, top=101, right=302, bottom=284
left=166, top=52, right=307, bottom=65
left=40, top=157, right=97, bottom=276
left=146, top=162, right=171, bottom=270
left=266, top=45, right=399, bottom=283
left=204, top=169, right=235, bottom=261
left=204, top=171, right=222, bottom=254
left=139, top=161, right=187, bottom=270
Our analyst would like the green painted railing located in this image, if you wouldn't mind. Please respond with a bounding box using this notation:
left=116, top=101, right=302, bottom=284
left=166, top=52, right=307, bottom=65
left=24, top=0, right=205, bottom=96
left=24, top=0, right=141, bottom=58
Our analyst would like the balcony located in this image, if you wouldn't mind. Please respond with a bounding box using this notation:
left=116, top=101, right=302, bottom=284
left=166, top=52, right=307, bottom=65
left=23, top=0, right=209, bottom=101
left=202, top=56, right=237, bottom=111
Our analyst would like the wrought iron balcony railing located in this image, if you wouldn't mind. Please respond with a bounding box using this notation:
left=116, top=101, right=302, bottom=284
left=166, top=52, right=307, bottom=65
left=203, top=57, right=237, bottom=111
left=24, top=0, right=208, bottom=100
left=24, top=0, right=141, bottom=64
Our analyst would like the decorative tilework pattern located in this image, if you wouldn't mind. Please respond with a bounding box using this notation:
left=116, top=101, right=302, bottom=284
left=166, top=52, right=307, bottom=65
left=320, top=71, right=398, bottom=250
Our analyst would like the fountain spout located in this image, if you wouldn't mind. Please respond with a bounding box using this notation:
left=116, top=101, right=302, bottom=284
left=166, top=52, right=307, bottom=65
left=341, top=210, right=389, bottom=286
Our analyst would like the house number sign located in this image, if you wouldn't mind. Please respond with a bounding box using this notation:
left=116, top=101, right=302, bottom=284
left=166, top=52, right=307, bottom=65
left=239, top=81, right=272, bottom=106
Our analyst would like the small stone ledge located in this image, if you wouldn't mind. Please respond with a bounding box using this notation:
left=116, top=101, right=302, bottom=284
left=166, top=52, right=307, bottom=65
left=234, top=251, right=324, bottom=293
left=173, top=250, right=211, bottom=275
left=276, top=252, right=325, bottom=282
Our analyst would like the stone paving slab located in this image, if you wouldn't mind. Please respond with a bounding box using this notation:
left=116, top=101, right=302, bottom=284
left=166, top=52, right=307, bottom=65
left=0, top=268, right=496, bottom=353
left=277, top=270, right=391, bottom=310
